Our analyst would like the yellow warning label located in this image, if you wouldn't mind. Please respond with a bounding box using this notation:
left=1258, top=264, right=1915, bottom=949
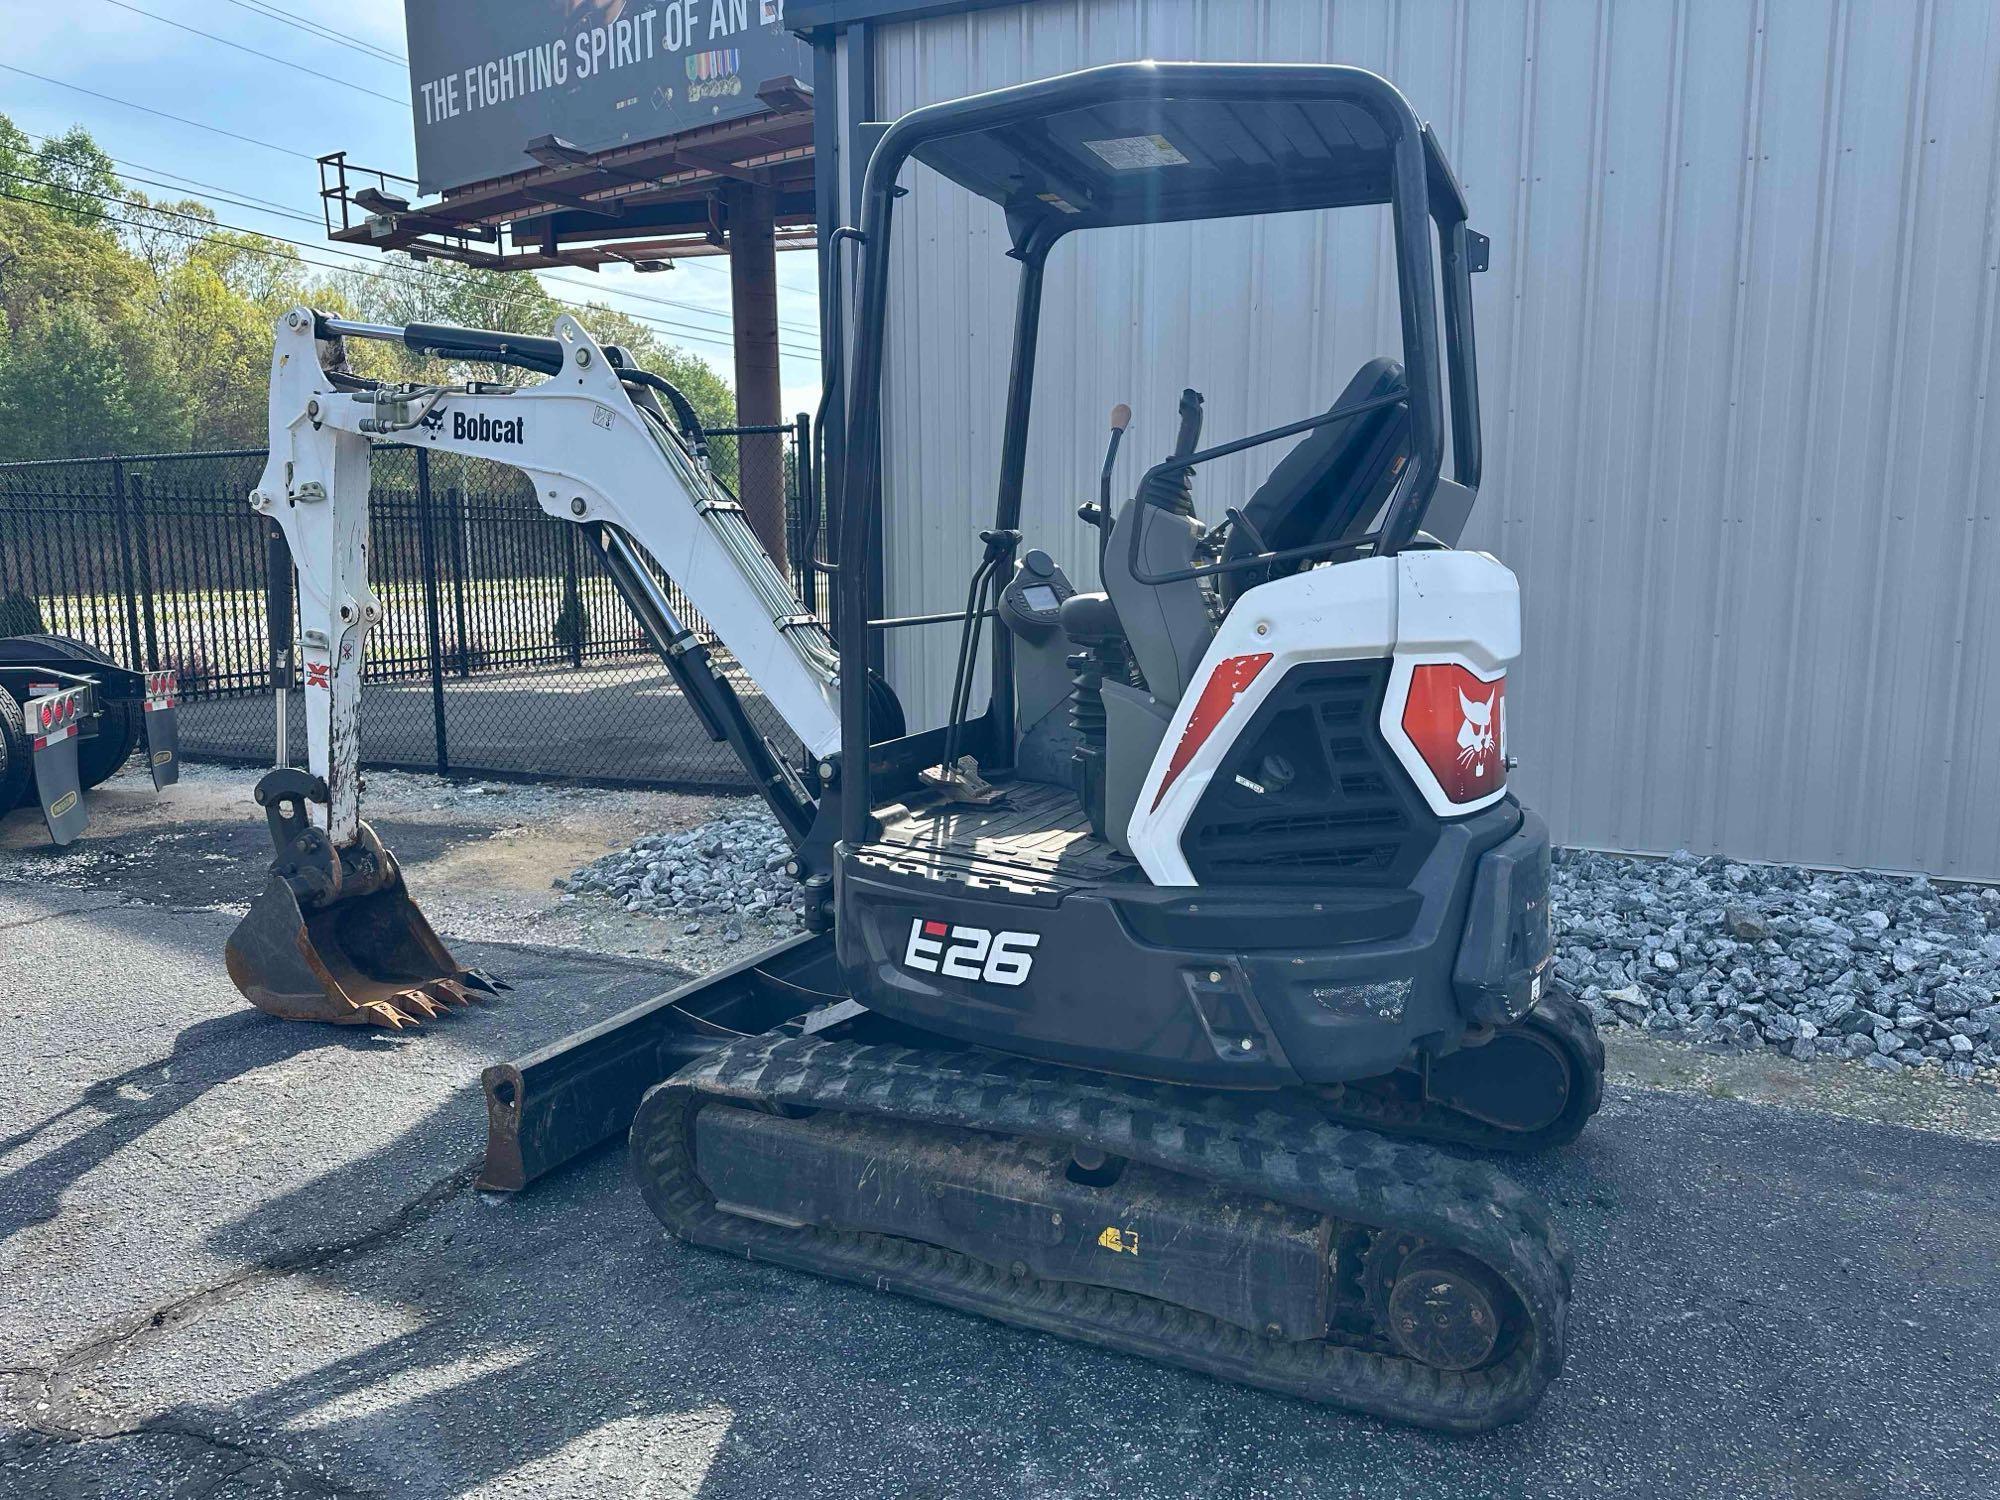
left=1096, top=1226, right=1139, bottom=1255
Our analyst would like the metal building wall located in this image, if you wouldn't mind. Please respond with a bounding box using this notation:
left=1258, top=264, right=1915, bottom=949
left=861, top=0, right=2000, bottom=878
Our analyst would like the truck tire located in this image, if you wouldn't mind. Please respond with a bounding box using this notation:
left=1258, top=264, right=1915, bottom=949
left=0, top=690, right=28, bottom=814
left=13, top=633, right=142, bottom=788
left=78, top=700, right=142, bottom=788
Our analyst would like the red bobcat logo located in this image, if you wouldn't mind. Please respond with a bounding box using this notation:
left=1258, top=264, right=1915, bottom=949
left=903, top=918, right=1040, bottom=987
left=1401, top=664, right=1506, bottom=804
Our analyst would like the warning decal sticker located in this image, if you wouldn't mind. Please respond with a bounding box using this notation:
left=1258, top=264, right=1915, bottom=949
left=1082, top=134, right=1190, bottom=171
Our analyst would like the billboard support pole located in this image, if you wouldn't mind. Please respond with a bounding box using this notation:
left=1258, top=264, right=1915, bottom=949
left=728, top=183, right=790, bottom=578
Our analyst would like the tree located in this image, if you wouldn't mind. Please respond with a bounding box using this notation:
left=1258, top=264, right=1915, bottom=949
left=0, top=111, right=751, bottom=461
left=0, top=302, right=171, bottom=460
left=0, top=120, right=120, bottom=229
left=0, top=196, right=144, bottom=333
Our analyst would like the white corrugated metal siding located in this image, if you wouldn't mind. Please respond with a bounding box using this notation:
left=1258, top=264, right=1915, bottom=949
left=860, top=0, right=2000, bottom=878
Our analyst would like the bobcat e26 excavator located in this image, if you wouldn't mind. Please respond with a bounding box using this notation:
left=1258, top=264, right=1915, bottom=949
left=226, top=62, right=1602, bottom=1430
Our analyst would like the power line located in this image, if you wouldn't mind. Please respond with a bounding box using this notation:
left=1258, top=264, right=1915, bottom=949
left=19, top=129, right=322, bottom=224
left=17, top=127, right=820, bottom=340
left=221, top=0, right=406, bottom=68
left=112, top=170, right=321, bottom=226
left=96, top=0, right=410, bottom=109
left=541, top=269, right=817, bottom=339
left=0, top=64, right=320, bottom=162
left=0, top=172, right=822, bottom=360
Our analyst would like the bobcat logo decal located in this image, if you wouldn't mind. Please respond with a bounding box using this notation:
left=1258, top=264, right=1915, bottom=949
left=1456, top=689, right=1496, bottom=775
left=1399, top=663, right=1508, bottom=806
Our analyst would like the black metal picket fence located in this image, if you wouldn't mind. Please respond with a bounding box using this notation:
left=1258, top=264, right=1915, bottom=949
left=0, top=421, right=816, bottom=788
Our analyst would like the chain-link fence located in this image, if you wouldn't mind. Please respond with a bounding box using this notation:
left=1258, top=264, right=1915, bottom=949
left=0, top=421, right=816, bottom=788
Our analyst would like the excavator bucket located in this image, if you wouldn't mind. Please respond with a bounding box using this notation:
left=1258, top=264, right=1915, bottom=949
left=226, top=868, right=502, bottom=1028
left=225, top=770, right=506, bottom=1029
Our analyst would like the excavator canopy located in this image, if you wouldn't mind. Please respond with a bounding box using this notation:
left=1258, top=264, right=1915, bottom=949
left=905, top=61, right=1470, bottom=237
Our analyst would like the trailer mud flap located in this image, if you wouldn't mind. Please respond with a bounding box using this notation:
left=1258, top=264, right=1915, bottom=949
left=27, top=686, right=91, bottom=845
left=143, top=670, right=180, bottom=790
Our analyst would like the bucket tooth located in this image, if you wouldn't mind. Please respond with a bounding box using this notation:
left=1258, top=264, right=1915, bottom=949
left=427, top=980, right=472, bottom=1008
left=365, top=1000, right=418, bottom=1029
left=396, top=989, right=445, bottom=1020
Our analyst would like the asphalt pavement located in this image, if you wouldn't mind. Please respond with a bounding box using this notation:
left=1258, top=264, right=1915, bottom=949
left=2, top=866, right=1997, bottom=1497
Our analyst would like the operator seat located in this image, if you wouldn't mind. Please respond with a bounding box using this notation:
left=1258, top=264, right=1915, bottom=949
left=1218, top=357, right=1411, bottom=604
left=1053, top=370, right=1412, bottom=856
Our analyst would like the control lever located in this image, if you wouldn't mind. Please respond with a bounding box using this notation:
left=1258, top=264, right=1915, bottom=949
left=1078, top=403, right=1132, bottom=564
left=1171, top=387, right=1204, bottom=458
left=1139, top=388, right=1204, bottom=516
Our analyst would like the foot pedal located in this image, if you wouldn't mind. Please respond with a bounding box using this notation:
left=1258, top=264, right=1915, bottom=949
left=919, top=755, right=1006, bottom=805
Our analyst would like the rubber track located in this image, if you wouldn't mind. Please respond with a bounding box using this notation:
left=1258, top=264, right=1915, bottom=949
left=1317, top=995, right=1607, bottom=1154
left=630, top=1035, right=1572, bottom=1432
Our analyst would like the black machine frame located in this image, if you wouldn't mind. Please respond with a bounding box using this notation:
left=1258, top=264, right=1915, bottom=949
left=830, top=61, right=1488, bottom=848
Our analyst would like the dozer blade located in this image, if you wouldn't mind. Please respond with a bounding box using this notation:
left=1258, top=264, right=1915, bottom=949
left=478, top=931, right=837, bottom=1191
left=225, top=869, right=504, bottom=1029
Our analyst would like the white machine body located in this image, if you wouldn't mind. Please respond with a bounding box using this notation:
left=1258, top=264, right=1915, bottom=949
left=1127, top=550, right=1522, bottom=885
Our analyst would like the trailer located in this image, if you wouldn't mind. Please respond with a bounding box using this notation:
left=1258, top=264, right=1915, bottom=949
left=0, top=634, right=179, bottom=845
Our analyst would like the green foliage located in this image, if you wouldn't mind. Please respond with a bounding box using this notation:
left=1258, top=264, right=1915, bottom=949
left=0, top=120, right=120, bottom=228
left=0, top=112, right=749, bottom=463
left=0, top=301, right=175, bottom=459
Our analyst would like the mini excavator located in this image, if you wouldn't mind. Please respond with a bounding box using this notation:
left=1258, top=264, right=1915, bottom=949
left=228, top=62, right=1602, bottom=1431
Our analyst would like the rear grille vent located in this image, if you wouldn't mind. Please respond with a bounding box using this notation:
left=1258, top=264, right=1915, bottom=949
left=1180, top=660, right=1438, bottom=886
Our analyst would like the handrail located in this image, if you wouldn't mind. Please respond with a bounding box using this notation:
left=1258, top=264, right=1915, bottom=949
left=869, top=608, right=996, bottom=631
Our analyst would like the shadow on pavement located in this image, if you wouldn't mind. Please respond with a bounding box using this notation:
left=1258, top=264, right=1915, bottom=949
left=0, top=1013, right=381, bottom=1247
left=0, top=811, right=518, bottom=911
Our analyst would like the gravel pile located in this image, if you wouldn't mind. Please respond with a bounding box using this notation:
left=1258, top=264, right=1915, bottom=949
left=560, top=806, right=804, bottom=942
left=1554, top=850, right=2000, bottom=1079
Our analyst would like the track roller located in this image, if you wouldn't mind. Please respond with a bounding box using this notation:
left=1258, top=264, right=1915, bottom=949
left=1317, top=993, right=1605, bottom=1154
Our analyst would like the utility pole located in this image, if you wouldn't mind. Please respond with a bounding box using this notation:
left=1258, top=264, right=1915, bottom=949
left=727, top=183, right=788, bottom=576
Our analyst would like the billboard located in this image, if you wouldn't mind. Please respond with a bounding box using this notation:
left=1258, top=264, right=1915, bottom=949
left=405, top=1, right=812, bottom=195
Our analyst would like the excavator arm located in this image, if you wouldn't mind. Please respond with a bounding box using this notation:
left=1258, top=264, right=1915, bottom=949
left=252, top=307, right=842, bottom=818
left=227, top=306, right=844, bottom=1027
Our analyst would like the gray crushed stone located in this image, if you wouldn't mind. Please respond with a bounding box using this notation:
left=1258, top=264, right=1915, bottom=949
left=560, top=805, right=801, bottom=943
left=1553, top=849, right=2000, bottom=1080
left=562, top=812, right=2000, bottom=1080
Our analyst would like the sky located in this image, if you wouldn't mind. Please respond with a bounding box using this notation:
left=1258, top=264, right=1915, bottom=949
left=1, top=0, right=825, bottom=414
